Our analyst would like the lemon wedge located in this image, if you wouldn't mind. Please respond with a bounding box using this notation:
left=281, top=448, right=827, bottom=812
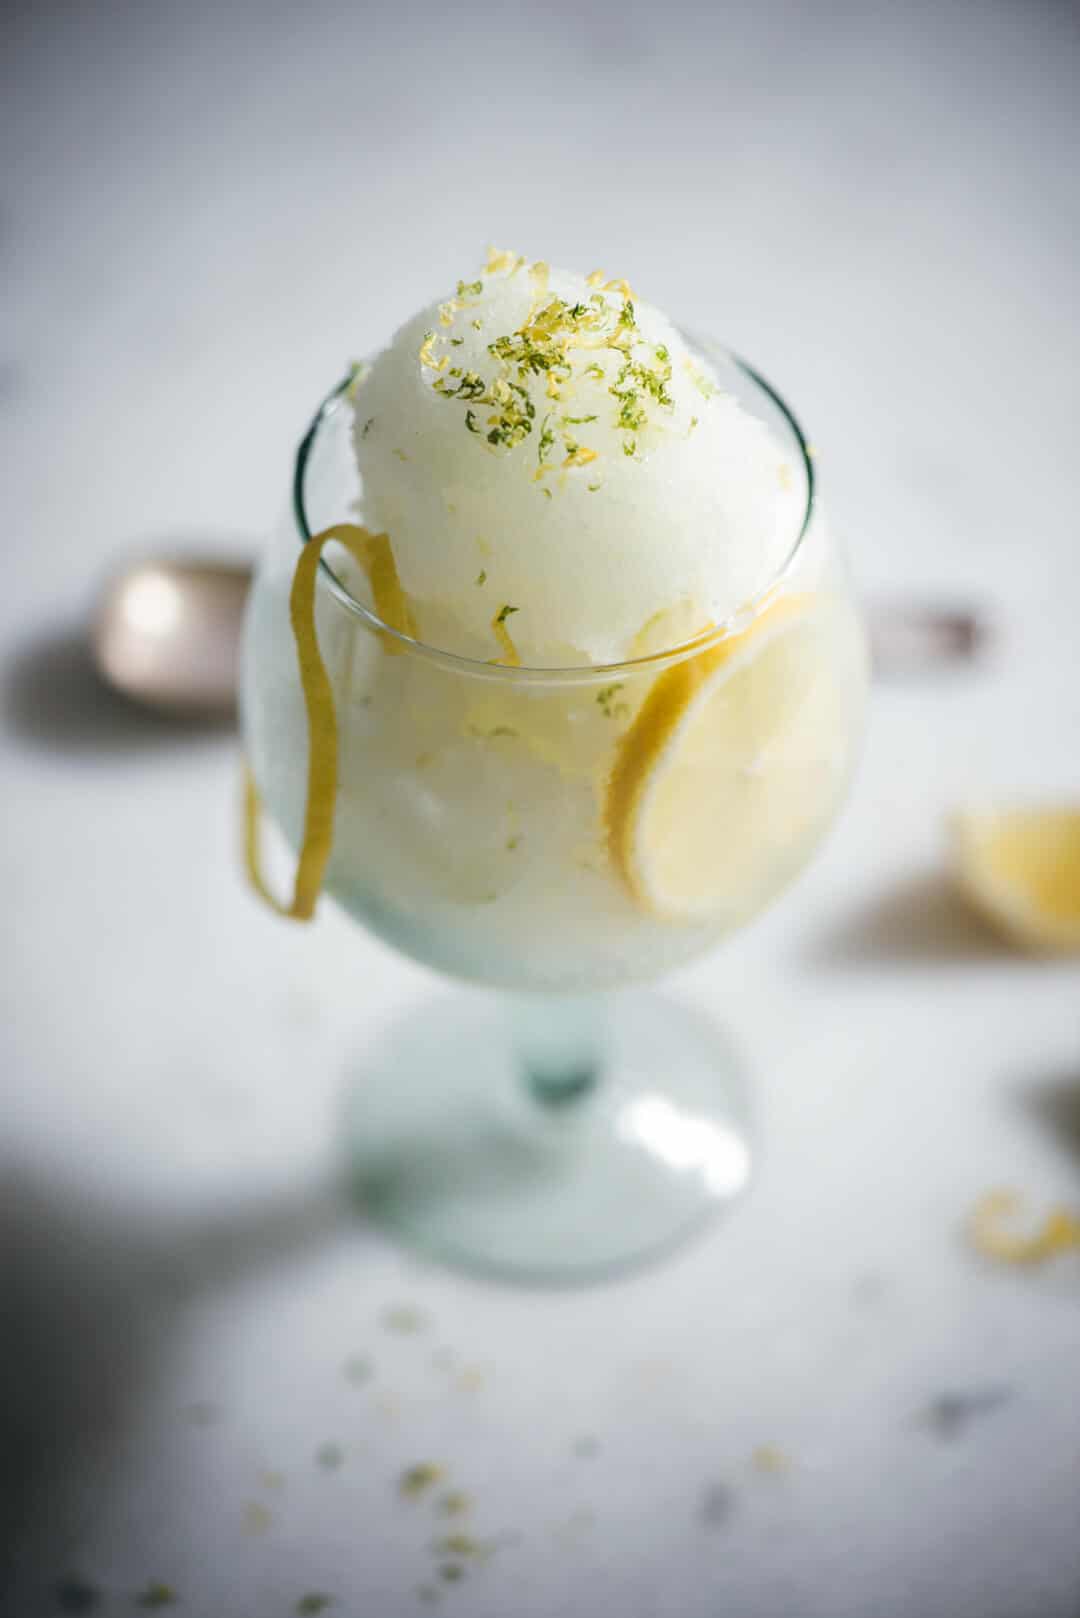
left=952, top=808, right=1080, bottom=953
left=605, top=595, right=845, bottom=921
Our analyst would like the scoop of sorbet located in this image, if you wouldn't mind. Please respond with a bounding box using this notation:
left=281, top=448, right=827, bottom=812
left=349, top=251, right=799, bottom=666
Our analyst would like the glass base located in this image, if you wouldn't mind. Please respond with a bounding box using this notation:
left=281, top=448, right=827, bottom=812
left=348, top=992, right=752, bottom=1283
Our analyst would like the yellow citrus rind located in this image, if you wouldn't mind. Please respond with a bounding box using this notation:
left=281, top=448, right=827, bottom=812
left=244, top=524, right=413, bottom=920
left=605, top=595, right=820, bottom=920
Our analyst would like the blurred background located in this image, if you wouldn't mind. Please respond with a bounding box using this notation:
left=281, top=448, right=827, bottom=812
left=3, top=1, right=1080, bottom=1614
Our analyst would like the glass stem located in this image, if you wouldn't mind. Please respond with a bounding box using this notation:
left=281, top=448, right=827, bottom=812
left=508, top=993, right=609, bottom=1110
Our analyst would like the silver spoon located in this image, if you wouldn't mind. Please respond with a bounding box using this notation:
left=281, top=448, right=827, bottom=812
left=93, top=558, right=251, bottom=717
left=91, top=556, right=990, bottom=718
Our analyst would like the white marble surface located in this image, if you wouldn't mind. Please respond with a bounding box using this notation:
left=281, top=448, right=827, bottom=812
left=3, top=2, right=1080, bottom=1614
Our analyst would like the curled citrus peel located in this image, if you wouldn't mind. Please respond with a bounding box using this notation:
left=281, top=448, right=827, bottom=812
left=969, top=1189, right=1080, bottom=1265
left=245, top=524, right=414, bottom=920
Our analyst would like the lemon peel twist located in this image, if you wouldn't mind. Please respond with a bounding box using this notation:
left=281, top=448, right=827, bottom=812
left=244, top=524, right=414, bottom=921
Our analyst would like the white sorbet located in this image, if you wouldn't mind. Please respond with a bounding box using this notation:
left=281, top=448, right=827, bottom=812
left=349, top=252, right=800, bottom=666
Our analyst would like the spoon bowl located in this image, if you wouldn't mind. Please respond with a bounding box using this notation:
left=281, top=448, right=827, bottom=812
left=92, top=558, right=252, bottom=718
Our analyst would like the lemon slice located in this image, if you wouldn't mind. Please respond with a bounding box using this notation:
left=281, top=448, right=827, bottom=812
left=952, top=808, right=1080, bottom=953
left=605, top=595, right=844, bottom=921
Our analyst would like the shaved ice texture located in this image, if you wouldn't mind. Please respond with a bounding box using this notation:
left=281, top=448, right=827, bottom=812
left=349, top=252, right=800, bottom=666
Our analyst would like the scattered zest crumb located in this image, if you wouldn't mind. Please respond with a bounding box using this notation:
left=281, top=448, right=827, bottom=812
left=135, top=1584, right=176, bottom=1609
left=596, top=684, right=625, bottom=719
left=433, top=1533, right=482, bottom=1558
left=475, top=570, right=487, bottom=586
left=316, top=1442, right=344, bottom=1471
left=455, top=1365, right=488, bottom=1393
left=750, top=1444, right=791, bottom=1475
left=296, top=1596, right=334, bottom=1615
left=439, top=1565, right=465, bottom=1584
left=381, top=1304, right=430, bottom=1334
left=400, top=1463, right=446, bottom=1498
left=969, top=1189, right=1080, bottom=1264
left=439, top=1491, right=472, bottom=1518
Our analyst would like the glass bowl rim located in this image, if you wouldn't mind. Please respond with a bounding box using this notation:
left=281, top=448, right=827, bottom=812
left=293, top=335, right=815, bottom=686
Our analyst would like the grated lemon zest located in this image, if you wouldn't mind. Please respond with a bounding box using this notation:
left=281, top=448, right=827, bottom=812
left=485, top=246, right=525, bottom=275
left=419, top=332, right=447, bottom=373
